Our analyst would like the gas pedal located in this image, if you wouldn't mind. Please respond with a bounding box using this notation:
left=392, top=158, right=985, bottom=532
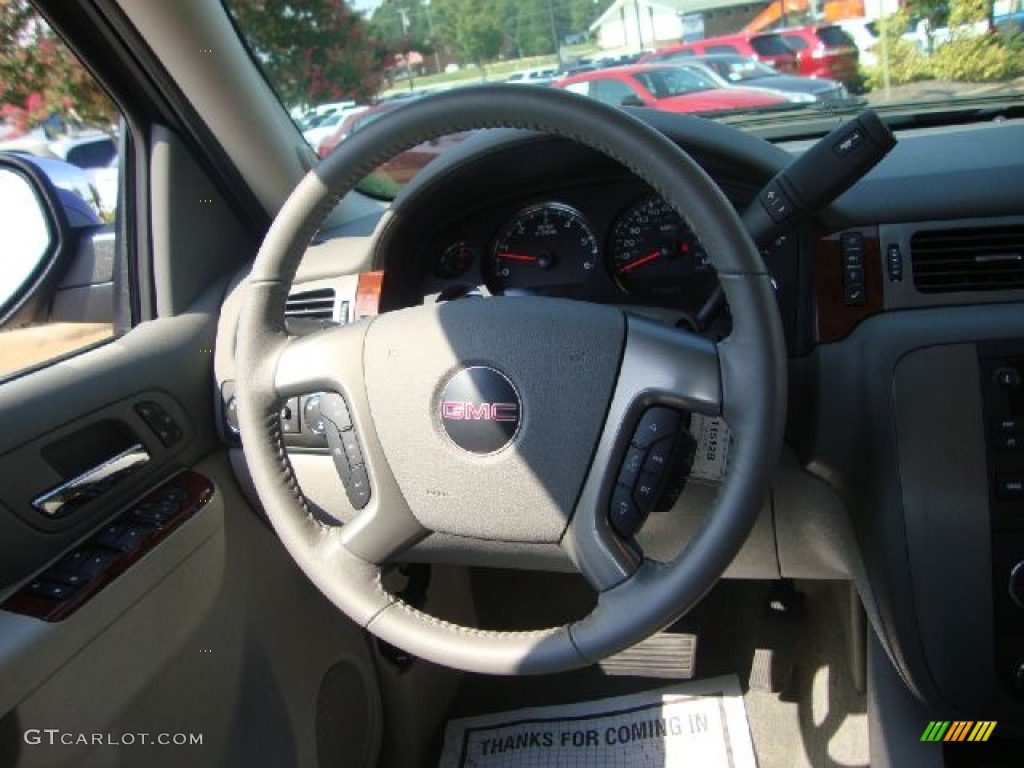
left=599, top=630, right=697, bottom=679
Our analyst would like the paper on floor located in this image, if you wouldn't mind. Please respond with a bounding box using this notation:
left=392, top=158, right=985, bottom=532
left=439, top=675, right=757, bottom=767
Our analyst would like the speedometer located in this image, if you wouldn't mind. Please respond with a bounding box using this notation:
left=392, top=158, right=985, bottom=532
left=610, top=197, right=712, bottom=298
left=487, top=203, right=598, bottom=293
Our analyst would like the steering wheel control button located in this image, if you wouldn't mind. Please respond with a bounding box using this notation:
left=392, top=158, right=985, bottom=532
left=618, top=446, right=645, bottom=488
left=348, top=466, right=371, bottom=509
left=609, top=485, right=642, bottom=538
left=221, top=381, right=240, bottom=437
left=633, top=406, right=681, bottom=449
left=341, top=430, right=363, bottom=466
left=279, top=397, right=300, bottom=434
left=315, top=391, right=370, bottom=509
left=325, top=428, right=354, bottom=484
left=439, top=366, right=521, bottom=455
left=634, top=473, right=660, bottom=508
left=320, top=392, right=353, bottom=431
left=302, top=395, right=326, bottom=434
left=644, top=437, right=675, bottom=474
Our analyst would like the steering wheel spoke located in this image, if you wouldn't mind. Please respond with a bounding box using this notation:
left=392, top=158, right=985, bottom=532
left=563, top=315, right=723, bottom=592
left=273, top=323, right=366, bottom=398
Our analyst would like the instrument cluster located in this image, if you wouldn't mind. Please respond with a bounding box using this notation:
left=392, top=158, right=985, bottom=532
left=421, top=188, right=719, bottom=305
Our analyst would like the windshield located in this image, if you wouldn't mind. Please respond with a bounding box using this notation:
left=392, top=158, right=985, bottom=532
left=220, top=0, right=1024, bottom=199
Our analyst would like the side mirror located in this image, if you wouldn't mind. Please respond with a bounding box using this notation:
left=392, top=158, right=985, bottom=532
left=0, top=155, right=68, bottom=328
left=620, top=94, right=647, bottom=107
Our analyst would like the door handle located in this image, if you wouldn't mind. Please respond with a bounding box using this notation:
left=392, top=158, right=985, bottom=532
left=32, top=443, right=150, bottom=518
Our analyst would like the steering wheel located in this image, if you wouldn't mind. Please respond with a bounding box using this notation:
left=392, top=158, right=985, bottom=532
left=235, top=85, right=786, bottom=675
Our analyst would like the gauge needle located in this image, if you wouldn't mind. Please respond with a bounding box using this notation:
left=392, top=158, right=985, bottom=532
left=619, top=250, right=662, bottom=273
left=496, top=252, right=538, bottom=262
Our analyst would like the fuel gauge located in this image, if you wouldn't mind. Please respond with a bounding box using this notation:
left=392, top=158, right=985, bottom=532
left=434, top=242, right=475, bottom=279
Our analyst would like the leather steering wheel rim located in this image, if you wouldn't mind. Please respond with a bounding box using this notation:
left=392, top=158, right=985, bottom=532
left=235, top=85, right=787, bottom=675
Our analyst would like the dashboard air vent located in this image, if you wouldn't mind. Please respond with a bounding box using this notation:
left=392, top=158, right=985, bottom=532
left=911, top=225, right=1024, bottom=293
left=284, top=287, right=335, bottom=320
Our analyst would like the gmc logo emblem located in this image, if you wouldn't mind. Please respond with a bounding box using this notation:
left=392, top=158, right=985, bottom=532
left=442, top=401, right=519, bottom=422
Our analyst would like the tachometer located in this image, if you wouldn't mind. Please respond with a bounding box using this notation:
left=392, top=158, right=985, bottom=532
left=611, top=197, right=712, bottom=298
left=487, top=203, right=598, bottom=292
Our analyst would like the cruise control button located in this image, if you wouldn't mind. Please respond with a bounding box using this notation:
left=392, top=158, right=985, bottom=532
left=609, top=485, right=641, bottom=538
left=634, top=407, right=681, bottom=448
left=618, top=446, right=645, bottom=488
left=341, top=430, right=363, bottom=467
left=348, top=465, right=370, bottom=509
left=325, top=424, right=353, bottom=484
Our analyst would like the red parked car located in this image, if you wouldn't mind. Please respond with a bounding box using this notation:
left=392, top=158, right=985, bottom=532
left=638, top=32, right=799, bottom=74
left=778, top=25, right=860, bottom=85
left=555, top=64, right=790, bottom=113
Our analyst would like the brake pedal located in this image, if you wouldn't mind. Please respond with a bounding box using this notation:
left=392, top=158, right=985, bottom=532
left=599, top=628, right=698, bottom=679
left=748, top=581, right=805, bottom=693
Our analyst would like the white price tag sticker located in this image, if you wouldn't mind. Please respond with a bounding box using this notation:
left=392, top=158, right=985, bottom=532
left=689, top=415, right=730, bottom=484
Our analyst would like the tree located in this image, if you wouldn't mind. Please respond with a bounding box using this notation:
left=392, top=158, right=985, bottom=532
left=433, top=0, right=504, bottom=74
left=0, top=0, right=116, bottom=137
left=227, top=0, right=394, bottom=108
left=370, top=0, right=431, bottom=49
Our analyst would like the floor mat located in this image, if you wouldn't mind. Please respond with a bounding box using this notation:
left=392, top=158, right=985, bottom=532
left=439, top=675, right=756, bottom=767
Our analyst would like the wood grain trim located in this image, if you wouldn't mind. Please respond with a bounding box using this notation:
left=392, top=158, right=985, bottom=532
left=813, top=226, right=884, bottom=343
left=355, top=271, right=384, bottom=319
left=1, top=470, right=214, bottom=622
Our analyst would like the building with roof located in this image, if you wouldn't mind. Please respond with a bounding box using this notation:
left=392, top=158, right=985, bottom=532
left=590, top=0, right=772, bottom=50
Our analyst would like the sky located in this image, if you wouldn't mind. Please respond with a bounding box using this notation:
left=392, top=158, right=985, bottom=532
left=351, top=0, right=382, bottom=14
